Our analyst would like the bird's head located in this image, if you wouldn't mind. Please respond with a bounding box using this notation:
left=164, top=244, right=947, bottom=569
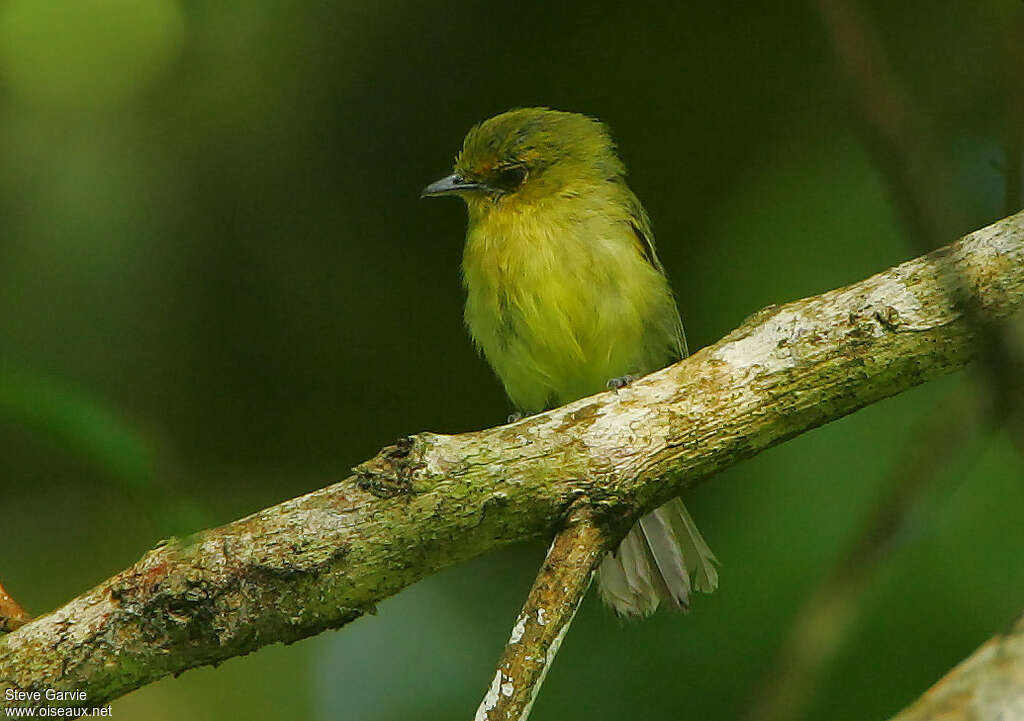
left=422, top=108, right=625, bottom=212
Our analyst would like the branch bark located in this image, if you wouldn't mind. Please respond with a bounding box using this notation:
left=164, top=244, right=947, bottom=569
left=474, top=518, right=607, bottom=721
left=1, top=211, right=1023, bottom=711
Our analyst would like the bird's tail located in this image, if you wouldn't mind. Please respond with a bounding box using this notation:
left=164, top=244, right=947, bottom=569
left=596, top=497, right=718, bottom=617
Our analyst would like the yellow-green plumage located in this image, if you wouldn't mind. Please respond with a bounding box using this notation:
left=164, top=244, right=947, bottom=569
left=424, top=108, right=717, bottom=616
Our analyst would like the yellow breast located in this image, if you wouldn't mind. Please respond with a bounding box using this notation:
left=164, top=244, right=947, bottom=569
left=461, top=193, right=682, bottom=413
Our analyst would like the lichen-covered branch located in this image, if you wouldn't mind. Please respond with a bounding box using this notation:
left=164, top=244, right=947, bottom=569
left=888, top=612, right=1024, bottom=721
left=475, top=518, right=608, bottom=721
left=1, top=211, right=1023, bottom=711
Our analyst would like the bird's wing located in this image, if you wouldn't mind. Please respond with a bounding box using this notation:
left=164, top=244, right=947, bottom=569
left=627, top=196, right=667, bottom=275
left=626, top=194, right=689, bottom=359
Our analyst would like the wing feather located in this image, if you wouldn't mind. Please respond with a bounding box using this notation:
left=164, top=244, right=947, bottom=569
left=625, top=194, right=688, bottom=359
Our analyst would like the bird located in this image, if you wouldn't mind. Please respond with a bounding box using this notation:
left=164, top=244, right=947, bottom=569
left=422, top=107, right=718, bottom=616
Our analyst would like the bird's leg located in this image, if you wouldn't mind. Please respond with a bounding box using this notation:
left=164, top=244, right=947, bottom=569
left=606, top=374, right=639, bottom=391
left=507, top=411, right=529, bottom=423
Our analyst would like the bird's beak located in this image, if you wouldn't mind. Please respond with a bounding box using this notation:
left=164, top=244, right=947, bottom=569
left=421, top=173, right=489, bottom=198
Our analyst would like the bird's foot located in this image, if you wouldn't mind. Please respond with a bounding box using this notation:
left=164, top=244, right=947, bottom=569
left=507, top=411, right=528, bottom=424
left=606, top=374, right=639, bottom=391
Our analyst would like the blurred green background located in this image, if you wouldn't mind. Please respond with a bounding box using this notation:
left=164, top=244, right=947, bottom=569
left=1, top=1, right=1022, bottom=719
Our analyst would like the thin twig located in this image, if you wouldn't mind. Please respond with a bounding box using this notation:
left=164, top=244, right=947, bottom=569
left=475, top=517, right=608, bottom=721
left=0, top=581, right=30, bottom=634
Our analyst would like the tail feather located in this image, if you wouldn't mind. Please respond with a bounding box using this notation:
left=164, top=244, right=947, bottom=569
left=595, top=547, right=636, bottom=612
left=639, top=507, right=692, bottom=609
left=617, top=525, right=658, bottom=600
left=597, top=529, right=658, bottom=617
left=597, top=497, right=718, bottom=617
left=665, top=497, right=719, bottom=594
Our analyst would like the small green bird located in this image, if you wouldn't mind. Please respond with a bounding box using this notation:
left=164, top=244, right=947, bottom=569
left=423, top=108, right=718, bottom=616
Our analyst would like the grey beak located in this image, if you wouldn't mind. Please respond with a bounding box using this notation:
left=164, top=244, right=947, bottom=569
left=421, top=173, right=488, bottom=198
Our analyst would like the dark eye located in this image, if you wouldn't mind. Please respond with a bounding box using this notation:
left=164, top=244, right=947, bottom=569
left=495, top=165, right=527, bottom=190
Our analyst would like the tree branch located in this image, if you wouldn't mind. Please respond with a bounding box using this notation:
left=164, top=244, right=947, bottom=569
left=474, top=517, right=607, bottom=721
left=1, top=211, right=1023, bottom=711
left=814, top=0, right=1024, bottom=448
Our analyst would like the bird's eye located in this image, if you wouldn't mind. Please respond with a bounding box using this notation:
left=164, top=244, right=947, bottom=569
left=495, top=165, right=527, bottom=190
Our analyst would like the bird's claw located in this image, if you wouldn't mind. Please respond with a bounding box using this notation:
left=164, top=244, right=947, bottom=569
left=507, top=411, right=526, bottom=423
left=606, top=374, right=639, bottom=391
